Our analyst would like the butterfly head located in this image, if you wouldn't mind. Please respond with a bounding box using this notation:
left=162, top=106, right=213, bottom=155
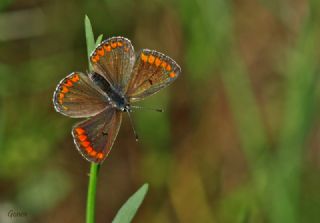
left=109, top=93, right=131, bottom=113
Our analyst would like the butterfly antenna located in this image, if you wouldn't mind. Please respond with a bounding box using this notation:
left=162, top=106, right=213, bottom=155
left=126, top=111, right=139, bottom=142
left=131, top=105, right=164, bottom=112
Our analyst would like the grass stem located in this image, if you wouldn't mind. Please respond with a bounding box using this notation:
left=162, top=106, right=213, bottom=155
left=86, top=163, right=100, bottom=223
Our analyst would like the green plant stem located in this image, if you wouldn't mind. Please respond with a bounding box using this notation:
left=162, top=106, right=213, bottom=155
left=86, top=163, right=100, bottom=223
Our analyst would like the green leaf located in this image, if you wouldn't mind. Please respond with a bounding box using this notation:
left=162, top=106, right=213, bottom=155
left=112, top=184, right=149, bottom=223
left=96, top=34, right=103, bottom=46
left=84, top=15, right=95, bottom=71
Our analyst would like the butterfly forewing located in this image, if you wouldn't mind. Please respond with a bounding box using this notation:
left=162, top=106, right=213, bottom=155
left=126, top=49, right=181, bottom=102
left=72, top=107, right=122, bottom=163
left=53, top=72, right=108, bottom=118
left=90, top=36, right=135, bottom=93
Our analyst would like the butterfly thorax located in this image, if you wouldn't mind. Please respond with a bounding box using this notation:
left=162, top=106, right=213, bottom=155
left=89, top=72, right=130, bottom=112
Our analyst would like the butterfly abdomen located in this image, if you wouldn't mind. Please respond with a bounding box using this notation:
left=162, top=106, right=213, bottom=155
left=89, top=72, right=128, bottom=111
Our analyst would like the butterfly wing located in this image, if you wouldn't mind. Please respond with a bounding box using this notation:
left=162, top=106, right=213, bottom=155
left=53, top=72, right=109, bottom=118
left=72, top=107, right=122, bottom=163
left=125, top=49, right=181, bottom=102
left=90, top=36, right=135, bottom=93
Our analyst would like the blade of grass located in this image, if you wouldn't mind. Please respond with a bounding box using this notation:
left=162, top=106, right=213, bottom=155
left=179, top=1, right=270, bottom=221
left=85, top=15, right=95, bottom=71
left=112, top=184, right=149, bottom=223
left=84, top=15, right=101, bottom=223
left=86, top=163, right=100, bottom=223
left=267, top=2, right=320, bottom=222
left=96, top=34, right=103, bottom=46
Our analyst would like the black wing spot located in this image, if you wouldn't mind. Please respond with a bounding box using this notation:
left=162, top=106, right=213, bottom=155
left=148, top=79, right=153, bottom=85
left=102, top=131, right=108, bottom=136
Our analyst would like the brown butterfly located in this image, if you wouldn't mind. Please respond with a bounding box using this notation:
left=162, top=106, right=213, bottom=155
left=53, top=36, right=181, bottom=163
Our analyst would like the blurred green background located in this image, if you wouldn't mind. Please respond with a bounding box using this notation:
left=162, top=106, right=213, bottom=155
left=1, top=0, right=320, bottom=222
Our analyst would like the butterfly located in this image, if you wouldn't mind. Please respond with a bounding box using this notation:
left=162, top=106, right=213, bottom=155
left=53, top=36, right=181, bottom=163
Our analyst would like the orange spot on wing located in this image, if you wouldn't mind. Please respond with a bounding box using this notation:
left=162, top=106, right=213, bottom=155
left=148, top=55, right=155, bottom=64
left=71, top=74, right=80, bottom=82
left=75, top=128, right=85, bottom=135
left=169, top=72, right=176, bottom=78
left=58, top=93, right=64, bottom=99
left=86, top=146, right=93, bottom=153
left=111, top=42, right=117, bottom=48
left=61, top=86, right=69, bottom=93
left=94, top=54, right=100, bottom=62
left=97, top=47, right=104, bottom=56
left=65, top=80, right=73, bottom=87
left=91, top=56, right=97, bottom=63
left=166, top=64, right=171, bottom=71
left=78, top=134, right=87, bottom=142
left=81, top=141, right=90, bottom=147
left=161, top=61, right=167, bottom=68
left=104, top=44, right=111, bottom=52
left=155, top=58, right=161, bottom=67
left=89, top=150, right=97, bottom=157
left=58, top=99, right=63, bottom=104
left=141, top=53, right=148, bottom=62
left=117, top=41, right=123, bottom=47
left=97, top=152, right=104, bottom=159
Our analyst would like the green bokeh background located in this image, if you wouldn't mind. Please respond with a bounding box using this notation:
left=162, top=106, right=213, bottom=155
left=1, top=0, right=320, bottom=222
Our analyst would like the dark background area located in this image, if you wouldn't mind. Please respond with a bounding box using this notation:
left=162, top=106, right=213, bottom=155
left=0, top=0, right=320, bottom=222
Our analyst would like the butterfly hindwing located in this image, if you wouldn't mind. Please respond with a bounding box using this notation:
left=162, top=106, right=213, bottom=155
left=72, top=107, right=122, bottom=163
left=90, top=36, right=135, bottom=93
left=53, top=72, right=108, bottom=118
left=126, top=49, right=181, bottom=102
